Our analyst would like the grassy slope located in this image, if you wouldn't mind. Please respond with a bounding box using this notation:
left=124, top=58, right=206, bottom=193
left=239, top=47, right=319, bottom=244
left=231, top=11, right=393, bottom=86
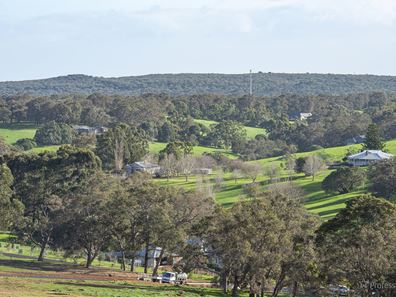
left=158, top=139, right=396, bottom=220
left=149, top=142, right=238, bottom=159
left=194, top=119, right=267, bottom=138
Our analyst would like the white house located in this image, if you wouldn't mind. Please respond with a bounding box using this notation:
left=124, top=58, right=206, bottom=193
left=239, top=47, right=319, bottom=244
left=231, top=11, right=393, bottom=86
left=347, top=150, right=393, bottom=166
left=125, top=162, right=161, bottom=176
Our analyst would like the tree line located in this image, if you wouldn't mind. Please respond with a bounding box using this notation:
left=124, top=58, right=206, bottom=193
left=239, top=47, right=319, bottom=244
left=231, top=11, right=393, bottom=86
left=1, top=91, right=396, bottom=158
left=1, top=73, right=396, bottom=96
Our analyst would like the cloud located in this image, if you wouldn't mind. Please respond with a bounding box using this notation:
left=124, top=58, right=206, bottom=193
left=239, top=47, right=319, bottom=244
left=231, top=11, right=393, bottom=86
left=301, top=0, right=396, bottom=26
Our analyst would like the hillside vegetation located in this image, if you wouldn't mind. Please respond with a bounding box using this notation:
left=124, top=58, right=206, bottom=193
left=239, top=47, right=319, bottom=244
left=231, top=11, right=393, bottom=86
left=1, top=73, right=396, bottom=96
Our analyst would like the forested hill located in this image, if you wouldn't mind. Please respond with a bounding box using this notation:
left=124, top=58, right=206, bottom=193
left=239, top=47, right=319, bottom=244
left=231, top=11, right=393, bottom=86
left=1, top=73, right=396, bottom=96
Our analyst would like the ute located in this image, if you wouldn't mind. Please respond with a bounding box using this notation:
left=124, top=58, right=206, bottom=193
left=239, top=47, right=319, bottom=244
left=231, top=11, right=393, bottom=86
left=161, top=272, right=188, bottom=285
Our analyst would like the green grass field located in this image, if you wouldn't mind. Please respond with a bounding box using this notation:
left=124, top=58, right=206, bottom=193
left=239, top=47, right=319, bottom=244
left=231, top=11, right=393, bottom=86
left=0, top=123, right=59, bottom=153
left=194, top=119, right=267, bottom=138
left=149, top=142, right=238, bottom=159
left=0, top=123, right=37, bottom=144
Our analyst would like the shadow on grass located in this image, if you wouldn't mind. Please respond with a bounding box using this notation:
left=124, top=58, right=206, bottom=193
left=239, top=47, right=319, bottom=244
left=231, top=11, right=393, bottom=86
left=0, top=257, right=75, bottom=272
left=316, top=209, right=341, bottom=218
left=55, top=281, right=225, bottom=297
left=305, top=197, right=350, bottom=211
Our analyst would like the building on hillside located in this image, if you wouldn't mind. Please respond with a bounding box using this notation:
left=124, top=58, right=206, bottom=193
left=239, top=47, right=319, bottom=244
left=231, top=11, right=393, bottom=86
left=288, top=112, right=313, bottom=121
left=345, top=135, right=366, bottom=146
left=347, top=150, right=393, bottom=166
left=73, top=125, right=108, bottom=135
left=192, top=168, right=212, bottom=175
left=125, top=161, right=161, bottom=176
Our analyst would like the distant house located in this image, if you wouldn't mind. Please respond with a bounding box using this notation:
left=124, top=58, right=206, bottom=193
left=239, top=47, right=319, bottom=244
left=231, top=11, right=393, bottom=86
left=192, top=168, right=212, bottom=175
left=345, top=135, right=366, bottom=146
left=73, top=125, right=108, bottom=135
left=289, top=112, right=313, bottom=121
left=347, top=150, right=393, bottom=166
left=125, top=162, right=161, bottom=176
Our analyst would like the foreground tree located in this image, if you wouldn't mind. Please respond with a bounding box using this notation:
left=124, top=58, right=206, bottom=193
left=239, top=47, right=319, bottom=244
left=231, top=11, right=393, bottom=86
left=316, top=195, right=396, bottom=297
left=7, top=146, right=101, bottom=261
left=207, top=190, right=319, bottom=297
left=58, top=173, right=115, bottom=268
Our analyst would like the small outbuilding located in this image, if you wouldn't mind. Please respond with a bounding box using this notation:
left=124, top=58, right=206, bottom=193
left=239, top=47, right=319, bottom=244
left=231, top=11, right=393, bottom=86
left=347, top=150, right=393, bottom=167
left=288, top=112, right=313, bottom=121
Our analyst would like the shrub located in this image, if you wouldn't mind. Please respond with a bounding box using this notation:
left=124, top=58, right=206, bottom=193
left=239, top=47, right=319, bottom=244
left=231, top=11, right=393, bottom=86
left=322, top=167, right=366, bottom=194
left=14, top=138, right=37, bottom=151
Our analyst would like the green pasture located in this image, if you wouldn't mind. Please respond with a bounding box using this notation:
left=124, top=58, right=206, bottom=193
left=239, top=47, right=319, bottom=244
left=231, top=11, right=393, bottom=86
left=149, top=142, right=237, bottom=159
left=194, top=119, right=267, bottom=138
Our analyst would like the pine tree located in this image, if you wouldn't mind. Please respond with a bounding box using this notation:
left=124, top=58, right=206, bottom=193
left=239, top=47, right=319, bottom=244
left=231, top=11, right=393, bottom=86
left=363, top=124, right=385, bottom=151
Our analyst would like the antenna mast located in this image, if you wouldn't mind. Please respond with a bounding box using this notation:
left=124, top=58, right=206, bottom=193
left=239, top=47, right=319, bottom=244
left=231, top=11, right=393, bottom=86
left=249, top=69, right=253, bottom=96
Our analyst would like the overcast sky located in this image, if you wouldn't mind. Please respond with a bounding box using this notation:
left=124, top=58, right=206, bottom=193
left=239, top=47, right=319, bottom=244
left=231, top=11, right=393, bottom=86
left=1, top=0, right=396, bottom=81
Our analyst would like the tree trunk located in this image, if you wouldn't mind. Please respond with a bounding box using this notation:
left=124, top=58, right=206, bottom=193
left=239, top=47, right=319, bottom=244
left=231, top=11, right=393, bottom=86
left=271, top=270, right=286, bottom=297
left=232, top=274, right=239, bottom=297
left=292, top=281, right=298, bottom=297
left=221, top=272, right=228, bottom=294
left=249, top=289, right=255, bottom=297
left=152, top=248, right=165, bottom=276
left=86, top=252, right=93, bottom=268
left=121, top=250, right=126, bottom=271
left=85, top=247, right=97, bottom=268
left=37, top=235, right=49, bottom=262
left=130, top=255, right=136, bottom=272
left=261, top=286, right=265, bottom=297
left=144, top=238, right=150, bottom=274
left=185, top=175, right=188, bottom=182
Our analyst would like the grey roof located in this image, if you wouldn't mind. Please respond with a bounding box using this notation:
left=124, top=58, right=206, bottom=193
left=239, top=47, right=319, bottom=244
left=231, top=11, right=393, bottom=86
left=347, top=150, right=394, bottom=161
left=127, top=162, right=160, bottom=169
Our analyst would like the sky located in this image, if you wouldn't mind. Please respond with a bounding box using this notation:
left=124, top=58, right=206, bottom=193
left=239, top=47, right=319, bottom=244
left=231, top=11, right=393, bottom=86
left=0, top=0, right=396, bottom=81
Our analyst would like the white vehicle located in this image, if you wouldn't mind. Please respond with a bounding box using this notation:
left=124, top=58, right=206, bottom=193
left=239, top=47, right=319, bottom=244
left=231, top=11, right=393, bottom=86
left=338, top=285, right=349, bottom=296
left=161, top=272, right=188, bottom=285
left=151, top=274, right=162, bottom=282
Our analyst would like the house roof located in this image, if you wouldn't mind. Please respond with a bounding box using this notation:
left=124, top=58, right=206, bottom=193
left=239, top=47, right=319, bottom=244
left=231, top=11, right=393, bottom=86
left=347, top=150, right=394, bottom=161
left=127, top=161, right=160, bottom=169
left=73, top=125, right=93, bottom=130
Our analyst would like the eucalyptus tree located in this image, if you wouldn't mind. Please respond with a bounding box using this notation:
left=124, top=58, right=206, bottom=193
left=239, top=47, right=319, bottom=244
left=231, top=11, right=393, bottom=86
left=0, top=164, right=23, bottom=230
left=7, top=146, right=101, bottom=261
